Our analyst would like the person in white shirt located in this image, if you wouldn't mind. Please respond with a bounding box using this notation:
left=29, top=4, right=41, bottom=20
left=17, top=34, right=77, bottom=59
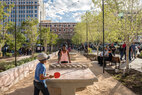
left=98, top=47, right=109, bottom=66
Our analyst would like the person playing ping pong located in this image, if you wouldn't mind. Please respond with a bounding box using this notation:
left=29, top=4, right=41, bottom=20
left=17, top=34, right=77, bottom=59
left=34, top=53, right=54, bottom=95
left=58, top=44, right=71, bottom=64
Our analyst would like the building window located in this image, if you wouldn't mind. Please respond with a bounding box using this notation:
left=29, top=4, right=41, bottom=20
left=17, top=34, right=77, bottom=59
left=35, top=14, right=37, bottom=17
left=35, top=6, right=37, bottom=9
left=35, top=10, right=37, bottom=13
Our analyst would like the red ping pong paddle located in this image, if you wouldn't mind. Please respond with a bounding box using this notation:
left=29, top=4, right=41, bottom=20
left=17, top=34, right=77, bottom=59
left=54, top=72, right=60, bottom=78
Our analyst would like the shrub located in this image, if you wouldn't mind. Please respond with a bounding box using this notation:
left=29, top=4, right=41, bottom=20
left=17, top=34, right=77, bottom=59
left=139, top=51, right=142, bottom=57
left=6, top=53, right=13, bottom=57
left=0, top=56, right=37, bottom=72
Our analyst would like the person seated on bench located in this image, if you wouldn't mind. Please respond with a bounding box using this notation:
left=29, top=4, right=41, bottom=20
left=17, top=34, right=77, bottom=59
left=58, top=44, right=71, bottom=64
left=104, top=49, right=113, bottom=66
left=98, top=47, right=108, bottom=66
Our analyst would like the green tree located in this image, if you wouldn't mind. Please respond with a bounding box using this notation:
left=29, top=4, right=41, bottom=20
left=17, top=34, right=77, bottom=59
left=21, top=18, right=39, bottom=57
left=0, top=1, right=14, bottom=54
left=92, top=0, right=142, bottom=73
left=72, top=7, right=120, bottom=57
left=39, top=27, right=50, bottom=53
left=6, top=22, right=26, bottom=52
left=49, top=32, right=58, bottom=52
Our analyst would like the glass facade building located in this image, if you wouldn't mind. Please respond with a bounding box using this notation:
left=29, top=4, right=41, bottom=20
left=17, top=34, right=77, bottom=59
left=0, top=0, right=45, bottom=25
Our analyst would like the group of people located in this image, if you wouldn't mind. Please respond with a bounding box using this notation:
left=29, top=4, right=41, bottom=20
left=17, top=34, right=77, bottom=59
left=119, top=42, right=139, bottom=61
left=97, top=42, right=140, bottom=67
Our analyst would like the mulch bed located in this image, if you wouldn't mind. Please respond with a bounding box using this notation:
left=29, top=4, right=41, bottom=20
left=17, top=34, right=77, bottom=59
left=83, top=54, right=97, bottom=61
left=107, top=69, right=142, bottom=95
left=83, top=54, right=142, bottom=95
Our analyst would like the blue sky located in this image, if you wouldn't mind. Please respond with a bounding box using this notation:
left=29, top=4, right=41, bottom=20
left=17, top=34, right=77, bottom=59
left=43, top=0, right=94, bottom=22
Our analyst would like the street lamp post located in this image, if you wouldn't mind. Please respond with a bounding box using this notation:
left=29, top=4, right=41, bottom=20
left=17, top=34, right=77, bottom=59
left=86, top=11, right=89, bottom=58
left=102, top=0, right=105, bottom=73
left=15, top=0, right=17, bottom=66
left=40, top=11, right=42, bottom=52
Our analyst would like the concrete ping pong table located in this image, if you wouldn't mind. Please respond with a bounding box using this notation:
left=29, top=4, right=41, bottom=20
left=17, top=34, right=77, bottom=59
left=46, top=63, right=98, bottom=95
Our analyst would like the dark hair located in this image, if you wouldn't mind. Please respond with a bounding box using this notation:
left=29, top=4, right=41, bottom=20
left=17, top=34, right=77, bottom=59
left=62, top=44, right=66, bottom=47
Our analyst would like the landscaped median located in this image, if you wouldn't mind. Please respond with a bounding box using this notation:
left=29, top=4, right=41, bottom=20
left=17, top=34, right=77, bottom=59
left=0, top=52, right=57, bottom=94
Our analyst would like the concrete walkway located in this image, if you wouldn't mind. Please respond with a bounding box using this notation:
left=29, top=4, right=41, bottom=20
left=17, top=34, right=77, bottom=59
left=129, top=58, right=142, bottom=72
left=3, top=51, right=135, bottom=95
left=0, top=55, right=31, bottom=63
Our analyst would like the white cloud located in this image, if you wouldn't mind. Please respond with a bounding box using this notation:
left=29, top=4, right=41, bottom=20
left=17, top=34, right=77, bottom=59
left=44, top=0, right=94, bottom=22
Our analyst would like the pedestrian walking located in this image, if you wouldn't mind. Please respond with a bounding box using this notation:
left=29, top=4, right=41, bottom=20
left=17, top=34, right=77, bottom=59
left=129, top=45, right=133, bottom=61
left=122, top=42, right=126, bottom=60
left=131, top=43, right=136, bottom=58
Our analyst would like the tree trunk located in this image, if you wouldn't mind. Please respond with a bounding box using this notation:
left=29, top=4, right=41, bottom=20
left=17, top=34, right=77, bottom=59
left=51, top=44, right=53, bottom=52
left=96, top=46, right=99, bottom=60
left=44, top=40, right=47, bottom=54
left=31, top=46, right=34, bottom=58
left=125, top=36, right=130, bottom=74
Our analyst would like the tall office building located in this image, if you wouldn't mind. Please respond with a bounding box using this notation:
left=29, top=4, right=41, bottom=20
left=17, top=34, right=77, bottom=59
left=0, top=0, right=45, bottom=25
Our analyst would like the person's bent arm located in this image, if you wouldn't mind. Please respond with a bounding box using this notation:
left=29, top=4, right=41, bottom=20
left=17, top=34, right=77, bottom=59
left=58, top=52, right=61, bottom=63
left=40, top=74, right=54, bottom=80
left=67, top=51, right=71, bottom=63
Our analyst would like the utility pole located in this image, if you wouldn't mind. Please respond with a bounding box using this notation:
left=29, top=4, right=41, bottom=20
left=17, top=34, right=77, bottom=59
left=3, top=0, right=5, bottom=40
left=102, top=0, right=105, bottom=73
left=2, top=0, right=4, bottom=41
left=15, top=0, right=17, bottom=66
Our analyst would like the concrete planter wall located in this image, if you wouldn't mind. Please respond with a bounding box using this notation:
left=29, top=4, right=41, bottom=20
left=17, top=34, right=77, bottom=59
left=0, top=52, right=57, bottom=94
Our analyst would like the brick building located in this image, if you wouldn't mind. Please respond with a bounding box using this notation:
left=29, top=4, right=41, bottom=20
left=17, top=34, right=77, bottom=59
left=40, top=21, right=77, bottom=39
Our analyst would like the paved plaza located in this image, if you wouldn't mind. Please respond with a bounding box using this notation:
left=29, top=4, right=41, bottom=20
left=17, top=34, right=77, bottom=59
left=2, top=51, right=135, bottom=95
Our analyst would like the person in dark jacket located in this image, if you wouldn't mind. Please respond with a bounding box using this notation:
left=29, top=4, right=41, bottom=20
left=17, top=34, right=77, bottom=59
left=119, top=45, right=123, bottom=60
left=109, top=43, right=116, bottom=56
